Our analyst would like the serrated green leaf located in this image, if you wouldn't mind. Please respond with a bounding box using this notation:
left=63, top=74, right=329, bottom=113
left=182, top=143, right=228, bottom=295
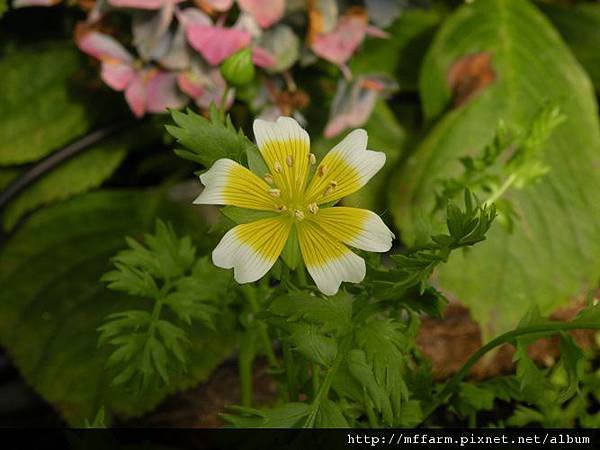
left=223, top=403, right=312, bottom=428
left=391, top=0, right=600, bottom=338
left=268, top=291, right=353, bottom=335
left=354, top=319, right=410, bottom=424
left=167, top=107, right=253, bottom=167
left=286, top=323, right=337, bottom=367
left=316, top=399, right=349, bottom=428
left=0, top=190, right=236, bottom=425
left=346, top=349, right=394, bottom=424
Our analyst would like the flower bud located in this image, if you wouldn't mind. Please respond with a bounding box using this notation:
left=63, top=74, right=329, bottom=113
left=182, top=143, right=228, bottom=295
left=220, top=48, right=255, bottom=87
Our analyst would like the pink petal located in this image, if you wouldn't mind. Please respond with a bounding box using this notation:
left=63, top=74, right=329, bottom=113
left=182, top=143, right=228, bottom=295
left=101, top=61, right=136, bottom=91
left=252, top=47, right=277, bottom=68
left=196, top=70, right=233, bottom=110
left=145, top=71, right=188, bottom=113
left=186, top=25, right=251, bottom=65
left=175, top=7, right=211, bottom=28
left=125, top=76, right=147, bottom=118
left=237, top=0, right=285, bottom=28
left=77, top=31, right=133, bottom=63
left=365, top=25, right=389, bottom=39
left=311, top=14, right=368, bottom=66
left=177, top=72, right=204, bottom=98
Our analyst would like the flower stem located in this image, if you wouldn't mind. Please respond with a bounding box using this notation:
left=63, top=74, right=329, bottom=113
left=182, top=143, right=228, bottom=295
left=423, top=321, right=600, bottom=421
left=240, top=284, right=279, bottom=370
left=303, top=335, right=351, bottom=428
left=484, top=173, right=517, bottom=207
left=220, top=86, right=231, bottom=122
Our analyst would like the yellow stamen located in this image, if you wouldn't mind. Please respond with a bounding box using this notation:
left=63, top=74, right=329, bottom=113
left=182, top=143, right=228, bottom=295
left=318, top=165, right=328, bottom=177
left=294, top=209, right=305, bottom=221
left=268, top=188, right=281, bottom=197
left=264, top=174, right=274, bottom=184
left=286, top=155, right=294, bottom=167
left=277, top=205, right=287, bottom=212
left=273, top=161, right=282, bottom=173
left=308, top=203, right=319, bottom=214
left=309, top=153, right=316, bottom=165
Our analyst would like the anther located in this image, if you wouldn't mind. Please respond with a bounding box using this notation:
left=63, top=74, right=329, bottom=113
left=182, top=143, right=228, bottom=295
left=308, top=203, right=319, bottom=214
left=286, top=155, right=294, bottom=167
left=264, top=174, right=274, bottom=184
left=318, top=165, right=328, bottom=177
left=329, top=180, right=338, bottom=188
left=308, top=153, right=316, bottom=165
left=277, top=205, right=287, bottom=212
left=294, top=209, right=305, bottom=221
left=273, top=161, right=282, bottom=173
left=268, top=188, right=281, bottom=197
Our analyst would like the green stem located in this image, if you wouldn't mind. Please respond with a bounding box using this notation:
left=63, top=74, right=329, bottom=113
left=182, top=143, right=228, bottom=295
left=311, top=363, right=320, bottom=399
left=424, top=321, right=600, bottom=420
left=240, top=285, right=279, bottom=369
left=364, top=391, right=378, bottom=428
left=220, top=86, right=231, bottom=122
left=484, top=173, right=516, bottom=206
left=303, top=336, right=350, bottom=428
left=238, top=347, right=253, bottom=407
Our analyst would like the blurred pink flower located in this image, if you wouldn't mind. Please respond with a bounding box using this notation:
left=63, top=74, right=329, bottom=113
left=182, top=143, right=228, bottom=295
left=237, top=0, right=285, bottom=29
left=177, top=61, right=234, bottom=110
left=77, top=31, right=187, bottom=117
left=311, top=10, right=386, bottom=68
left=324, top=75, right=396, bottom=138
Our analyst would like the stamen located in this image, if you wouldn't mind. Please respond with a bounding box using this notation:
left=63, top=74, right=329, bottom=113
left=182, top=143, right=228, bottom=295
left=329, top=180, right=338, bottom=188
left=294, top=209, right=305, bottom=221
left=308, top=153, right=316, bottom=165
left=318, top=165, right=328, bottom=177
left=286, top=155, right=294, bottom=167
left=308, top=203, right=319, bottom=214
left=277, top=205, right=287, bottom=212
left=273, top=161, right=282, bottom=173
left=323, top=180, right=337, bottom=197
left=268, top=188, right=281, bottom=197
left=264, top=174, right=274, bottom=184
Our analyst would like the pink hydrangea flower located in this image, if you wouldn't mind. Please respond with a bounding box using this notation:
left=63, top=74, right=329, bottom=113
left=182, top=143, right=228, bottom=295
left=77, top=31, right=187, bottom=117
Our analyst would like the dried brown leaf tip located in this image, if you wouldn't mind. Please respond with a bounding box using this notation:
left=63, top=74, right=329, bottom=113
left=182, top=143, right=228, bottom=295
left=448, top=52, right=495, bottom=107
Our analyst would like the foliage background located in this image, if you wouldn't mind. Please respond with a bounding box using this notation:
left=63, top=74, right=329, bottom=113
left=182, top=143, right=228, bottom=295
left=0, top=0, right=599, bottom=427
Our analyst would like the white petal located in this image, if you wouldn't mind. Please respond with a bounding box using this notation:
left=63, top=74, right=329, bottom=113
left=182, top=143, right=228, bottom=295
left=212, top=217, right=291, bottom=284
left=331, top=129, right=385, bottom=185
left=346, top=211, right=394, bottom=252
left=307, top=251, right=366, bottom=296
left=193, top=158, right=235, bottom=205
left=253, top=116, right=310, bottom=154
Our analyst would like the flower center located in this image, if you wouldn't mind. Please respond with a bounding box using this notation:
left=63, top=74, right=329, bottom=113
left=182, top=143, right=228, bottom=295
left=263, top=152, right=333, bottom=221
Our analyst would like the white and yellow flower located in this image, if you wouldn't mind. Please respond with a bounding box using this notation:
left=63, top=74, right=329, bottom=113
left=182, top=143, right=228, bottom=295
left=194, top=117, right=394, bottom=295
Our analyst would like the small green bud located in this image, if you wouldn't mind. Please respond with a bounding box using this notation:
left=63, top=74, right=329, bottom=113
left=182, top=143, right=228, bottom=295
left=220, top=48, right=255, bottom=87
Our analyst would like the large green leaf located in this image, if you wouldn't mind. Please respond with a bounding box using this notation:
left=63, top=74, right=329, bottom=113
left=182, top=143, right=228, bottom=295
left=1, top=124, right=158, bottom=231
left=539, top=2, right=600, bottom=92
left=391, top=0, right=600, bottom=337
left=0, top=42, right=94, bottom=165
left=0, top=190, right=236, bottom=425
